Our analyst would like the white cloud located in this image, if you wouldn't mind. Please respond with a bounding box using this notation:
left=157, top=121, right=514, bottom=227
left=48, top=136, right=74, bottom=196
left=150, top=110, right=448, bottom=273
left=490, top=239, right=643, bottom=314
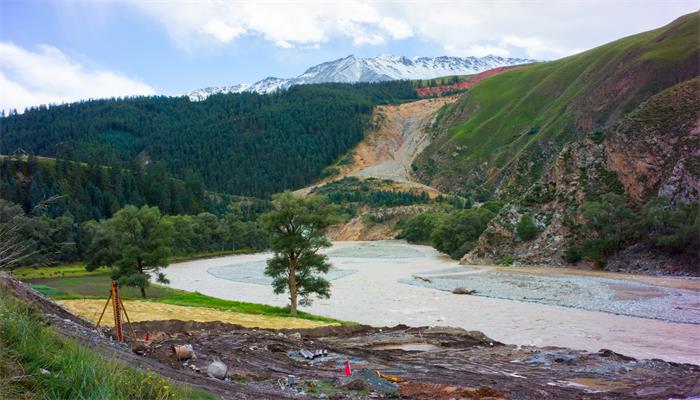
left=379, top=17, right=414, bottom=40
left=445, top=44, right=510, bottom=58
left=127, top=1, right=697, bottom=60
left=131, top=1, right=402, bottom=49
left=201, top=20, right=245, bottom=43
left=274, top=40, right=294, bottom=49
left=0, top=42, right=154, bottom=112
left=500, top=35, right=572, bottom=59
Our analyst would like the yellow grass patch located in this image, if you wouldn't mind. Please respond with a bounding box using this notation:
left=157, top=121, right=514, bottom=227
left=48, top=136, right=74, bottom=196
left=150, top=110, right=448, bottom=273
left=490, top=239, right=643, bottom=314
left=58, top=299, right=335, bottom=329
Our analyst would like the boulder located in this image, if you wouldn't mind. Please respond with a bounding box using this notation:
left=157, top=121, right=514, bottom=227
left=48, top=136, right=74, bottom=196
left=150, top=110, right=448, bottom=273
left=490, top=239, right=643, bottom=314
left=207, top=358, right=228, bottom=380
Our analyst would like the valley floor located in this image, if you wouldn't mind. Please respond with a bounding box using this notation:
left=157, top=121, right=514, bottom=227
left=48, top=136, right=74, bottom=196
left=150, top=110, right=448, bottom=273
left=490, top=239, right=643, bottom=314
left=5, top=272, right=699, bottom=399
left=162, top=241, right=700, bottom=365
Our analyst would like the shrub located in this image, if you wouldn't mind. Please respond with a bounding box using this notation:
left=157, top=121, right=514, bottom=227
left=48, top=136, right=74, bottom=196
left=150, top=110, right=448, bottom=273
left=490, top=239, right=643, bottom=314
left=481, top=200, right=506, bottom=214
left=319, top=166, right=339, bottom=179
left=516, top=214, right=540, bottom=241
left=495, top=256, right=518, bottom=265
left=588, top=129, right=605, bottom=143
left=397, top=212, right=441, bottom=243
left=562, top=245, right=582, bottom=264
left=431, top=207, right=495, bottom=256
left=450, top=241, right=475, bottom=260
left=638, top=198, right=699, bottom=258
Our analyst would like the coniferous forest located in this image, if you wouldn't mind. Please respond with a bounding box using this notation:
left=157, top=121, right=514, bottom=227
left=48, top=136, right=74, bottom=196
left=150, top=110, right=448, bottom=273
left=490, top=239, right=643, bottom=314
left=1, top=81, right=417, bottom=198
left=0, top=81, right=416, bottom=266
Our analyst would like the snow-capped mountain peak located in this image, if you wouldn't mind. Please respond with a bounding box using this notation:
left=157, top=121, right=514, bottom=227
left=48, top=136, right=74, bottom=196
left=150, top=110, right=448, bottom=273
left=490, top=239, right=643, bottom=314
left=186, top=54, right=535, bottom=100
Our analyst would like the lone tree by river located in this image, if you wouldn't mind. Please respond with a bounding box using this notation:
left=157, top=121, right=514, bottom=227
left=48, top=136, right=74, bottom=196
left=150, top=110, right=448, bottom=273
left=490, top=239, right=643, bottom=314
left=262, top=192, right=340, bottom=316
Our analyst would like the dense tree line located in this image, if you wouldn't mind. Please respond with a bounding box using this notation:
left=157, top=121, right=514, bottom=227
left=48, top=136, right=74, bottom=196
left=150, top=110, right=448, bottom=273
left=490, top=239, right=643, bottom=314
left=0, top=199, right=269, bottom=268
left=564, top=194, right=699, bottom=268
left=1, top=82, right=417, bottom=198
left=0, top=156, right=215, bottom=222
left=398, top=200, right=505, bottom=259
left=315, top=177, right=433, bottom=207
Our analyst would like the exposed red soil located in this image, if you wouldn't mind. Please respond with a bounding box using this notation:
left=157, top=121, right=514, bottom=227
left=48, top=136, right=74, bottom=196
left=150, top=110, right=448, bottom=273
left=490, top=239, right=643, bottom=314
left=415, top=65, right=528, bottom=98
left=398, top=382, right=506, bottom=400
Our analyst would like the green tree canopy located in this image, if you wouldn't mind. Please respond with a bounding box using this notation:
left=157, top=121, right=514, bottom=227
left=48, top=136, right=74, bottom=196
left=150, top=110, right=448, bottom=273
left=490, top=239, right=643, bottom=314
left=516, top=213, right=540, bottom=241
left=83, top=205, right=172, bottom=297
left=261, top=192, right=341, bottom=316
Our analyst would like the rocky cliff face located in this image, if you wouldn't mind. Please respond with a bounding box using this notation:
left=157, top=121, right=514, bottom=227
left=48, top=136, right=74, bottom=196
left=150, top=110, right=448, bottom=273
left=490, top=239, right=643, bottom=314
left=462, top=78, right=700, bottom=269
left=605, top=78, right=700, bottom=205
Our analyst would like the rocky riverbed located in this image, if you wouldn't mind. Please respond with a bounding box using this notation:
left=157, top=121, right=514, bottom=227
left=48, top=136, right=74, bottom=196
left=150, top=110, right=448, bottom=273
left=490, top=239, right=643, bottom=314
left=401, top=269, right=700, bottom=324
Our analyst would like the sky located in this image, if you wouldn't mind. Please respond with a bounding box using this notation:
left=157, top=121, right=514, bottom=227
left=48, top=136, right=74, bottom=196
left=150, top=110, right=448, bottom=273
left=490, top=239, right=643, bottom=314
left=0, top=0, right=697, bottom=112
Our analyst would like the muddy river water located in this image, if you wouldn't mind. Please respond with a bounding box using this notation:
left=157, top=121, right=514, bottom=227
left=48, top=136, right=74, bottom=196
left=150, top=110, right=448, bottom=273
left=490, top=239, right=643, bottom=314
left=162, top=241, right=700, bottom=365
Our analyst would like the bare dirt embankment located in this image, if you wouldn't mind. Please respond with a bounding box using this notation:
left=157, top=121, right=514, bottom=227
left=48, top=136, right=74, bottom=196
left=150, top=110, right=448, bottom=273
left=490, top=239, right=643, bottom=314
left=297, top=96, right=457, bottom=241
left=344, top=97, right=455, bottom=186
left=4, top=274, right=700, bottom=400
left=297, top=96, right=456, bottom=197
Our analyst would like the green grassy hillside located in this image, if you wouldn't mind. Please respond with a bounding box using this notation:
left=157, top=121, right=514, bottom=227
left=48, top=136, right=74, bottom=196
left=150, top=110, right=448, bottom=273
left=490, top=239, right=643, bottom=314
left=414, top=12, right=699, bottom=200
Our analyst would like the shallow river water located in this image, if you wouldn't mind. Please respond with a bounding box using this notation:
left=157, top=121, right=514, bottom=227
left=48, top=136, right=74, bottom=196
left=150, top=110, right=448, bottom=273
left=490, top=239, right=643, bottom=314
left=162, top=241, right=700, bottom=365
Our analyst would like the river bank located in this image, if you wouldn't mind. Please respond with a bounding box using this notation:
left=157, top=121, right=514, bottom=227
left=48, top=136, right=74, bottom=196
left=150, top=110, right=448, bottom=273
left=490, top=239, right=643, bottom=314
left=162, top=241, right=700, bottom=364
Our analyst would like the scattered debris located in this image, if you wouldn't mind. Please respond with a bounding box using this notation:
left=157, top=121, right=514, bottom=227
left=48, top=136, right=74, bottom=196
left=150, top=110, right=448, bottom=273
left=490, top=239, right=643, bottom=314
left=452, top=287, right=477, bottom=295
left=524, top=350, right=579, bottom=365
left=413, top=275, right=432, bottom=283
left=172, top=344, right=195, bottom=360
left=132, top=343, right=148, bottom=355
left=125, top=320, right=700, bottom=399
left=374, top=370, right=404, bottom=383
left=344, top=368, right=398, bottom=394
left=299, top=348, right=328, bottom=359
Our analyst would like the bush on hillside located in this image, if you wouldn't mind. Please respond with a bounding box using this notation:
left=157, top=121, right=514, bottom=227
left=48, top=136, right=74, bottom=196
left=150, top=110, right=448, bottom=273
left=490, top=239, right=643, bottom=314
left=577, top=194, right=698, bottom=267
left=516, top=213, right=540, bottom=241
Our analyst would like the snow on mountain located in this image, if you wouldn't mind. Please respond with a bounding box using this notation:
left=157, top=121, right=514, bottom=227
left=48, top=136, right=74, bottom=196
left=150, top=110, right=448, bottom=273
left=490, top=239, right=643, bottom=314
left=186, top=54, right=535, bottom=100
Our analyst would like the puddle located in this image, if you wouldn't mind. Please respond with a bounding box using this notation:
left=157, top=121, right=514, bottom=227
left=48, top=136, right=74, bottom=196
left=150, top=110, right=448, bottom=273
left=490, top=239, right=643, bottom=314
left=326, top=242, right=425, bottom=259
left=562, top=378, right=633, bottom=393
left=373, top=342, right=441, bottom=351
left=208, top=261, right=356, bottom=285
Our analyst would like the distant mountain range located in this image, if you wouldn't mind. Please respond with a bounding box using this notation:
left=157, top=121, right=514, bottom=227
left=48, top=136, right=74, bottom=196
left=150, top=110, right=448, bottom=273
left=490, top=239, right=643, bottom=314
left=187, top=54, right=535, bottom=101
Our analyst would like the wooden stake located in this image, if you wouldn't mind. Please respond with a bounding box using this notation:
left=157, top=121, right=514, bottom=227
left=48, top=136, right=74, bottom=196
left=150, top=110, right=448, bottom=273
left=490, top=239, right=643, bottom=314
left=118, top=295, right=137, bottom=341
left=95, top=291, right=112, bottom=328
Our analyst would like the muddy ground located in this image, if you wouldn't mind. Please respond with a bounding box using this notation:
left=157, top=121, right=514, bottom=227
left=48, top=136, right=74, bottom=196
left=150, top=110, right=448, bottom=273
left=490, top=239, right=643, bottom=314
left=4, top=274, right=699, bottom=400
left=127, top=319, right=700, bottom=400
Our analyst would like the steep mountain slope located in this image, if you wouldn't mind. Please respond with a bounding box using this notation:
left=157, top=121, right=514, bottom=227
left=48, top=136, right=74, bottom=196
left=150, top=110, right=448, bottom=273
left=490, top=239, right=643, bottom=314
left=413, top=12, right=699, bottom=201
left=463, top=77, right=699, bottom=271
left=0, top=82, right=418, bottom=198
left=187, top=54, right=534, bottom=100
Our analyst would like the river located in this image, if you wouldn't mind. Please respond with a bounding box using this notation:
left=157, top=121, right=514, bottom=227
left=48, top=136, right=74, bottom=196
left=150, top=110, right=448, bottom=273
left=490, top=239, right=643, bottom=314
left=162, top=240, right=700, bottom=365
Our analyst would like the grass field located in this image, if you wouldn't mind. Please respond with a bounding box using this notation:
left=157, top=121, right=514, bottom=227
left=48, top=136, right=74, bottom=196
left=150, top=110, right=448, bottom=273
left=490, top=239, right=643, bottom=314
left=0, top=284, right=216, bottom=400
left=59, top=299, right=335, bottom=329
left=11, top=264, right=348, bottom=325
